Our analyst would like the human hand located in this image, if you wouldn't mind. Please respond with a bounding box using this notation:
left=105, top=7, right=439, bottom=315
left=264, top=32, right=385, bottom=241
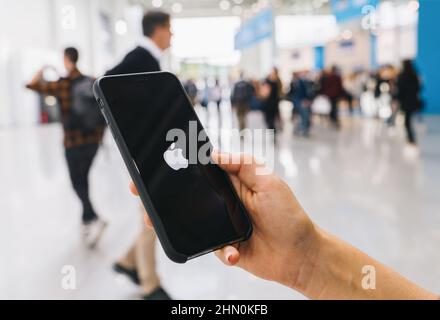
left=129, top=152, right=320, bottom=290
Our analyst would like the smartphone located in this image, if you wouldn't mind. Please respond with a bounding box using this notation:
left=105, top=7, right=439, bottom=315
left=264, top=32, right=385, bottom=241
left=93, top=72, right=252, bottom=263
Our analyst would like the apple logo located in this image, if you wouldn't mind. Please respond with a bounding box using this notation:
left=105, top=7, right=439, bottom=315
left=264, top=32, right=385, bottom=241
left=163, top=142, right=189, bottom=171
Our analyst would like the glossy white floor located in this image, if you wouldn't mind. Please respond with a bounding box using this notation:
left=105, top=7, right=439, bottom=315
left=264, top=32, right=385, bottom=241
left=1, top=103, right=439, bottom=299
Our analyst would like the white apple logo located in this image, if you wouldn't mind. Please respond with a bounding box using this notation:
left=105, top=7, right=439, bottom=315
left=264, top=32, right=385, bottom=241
left=163, top=142, right=189, bottom=171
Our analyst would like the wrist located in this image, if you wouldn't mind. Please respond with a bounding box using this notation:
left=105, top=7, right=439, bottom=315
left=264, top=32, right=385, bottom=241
left=289, top=227, right=355, bottom=299
left=278, top=220, right=324, bottom=294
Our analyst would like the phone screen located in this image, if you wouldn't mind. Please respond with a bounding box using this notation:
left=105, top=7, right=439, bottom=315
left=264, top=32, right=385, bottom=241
left=99, top=72, right=251, bottom=259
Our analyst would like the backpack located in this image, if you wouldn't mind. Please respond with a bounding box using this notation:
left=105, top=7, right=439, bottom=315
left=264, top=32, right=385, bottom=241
left=304, top=80, right=318, bottom=101
left=69, top=76, right=105, bottom=132
left=231, top=81, right=253, bottom=105
left=185, top=83, right=198, bottom=100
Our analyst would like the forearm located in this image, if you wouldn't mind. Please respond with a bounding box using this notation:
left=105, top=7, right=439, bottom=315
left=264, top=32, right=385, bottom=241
left=293, top=227, right=438, bottom=300
left=26, top=78, right=59, bottom=97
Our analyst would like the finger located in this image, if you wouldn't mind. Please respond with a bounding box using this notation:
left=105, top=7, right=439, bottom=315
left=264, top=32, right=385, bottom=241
left=229, top=175, right=242, bottom=197
left=211, top=151, right=265, bottom=191
left=214, top=245, right=240, bottom=266
left=143, top=214, right=153, bottom=229
left=129, top=181, right=139, bottom=196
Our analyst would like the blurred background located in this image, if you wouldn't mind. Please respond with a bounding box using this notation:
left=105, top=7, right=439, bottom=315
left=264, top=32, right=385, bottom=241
left=1, top=0, right=439, bottom=299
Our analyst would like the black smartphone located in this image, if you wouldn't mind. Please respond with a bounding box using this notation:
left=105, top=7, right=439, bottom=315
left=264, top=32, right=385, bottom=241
left=93, top=72, right=252, bottom=263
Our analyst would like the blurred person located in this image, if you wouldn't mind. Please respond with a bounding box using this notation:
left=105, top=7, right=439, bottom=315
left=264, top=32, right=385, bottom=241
left=231, top=74, right=254, bottom=131
left=105, top=10, right=173, bottom=300
left=26, top=47, right=107, bottom=248
left=385, top=66, right=399, bottom=127
left=342, top=72, right=361, bottom=115
left=359, top=72, right=379, bottom=117
left=320, top=66, right=344, bottom=128
left=210, top=78, right=223, bottom=128
left=263, top=68, right=282, bottom=134
left=308, top=70, right=330, bottom=121
left=396, top=60, right=422, bottom=145
left=272, top=67, right=284, bottom=98
left=184, top=78, right=198, bottom=107
left=350, top=71, right=369, bottom=115
left=210, top=78, right=223, bottom=111
left=133, top=152, right=439, bottom=300
left=374, top=65, right=394, bottom=121
left=249, top=78, right=263, bottom=111
left=374, top=66, right=391, bottom=100
left=287, top=71, right=312, bottom=137
left=200, top=78, right=210, bottom=124
left=200, top=78, right=210, bottom=108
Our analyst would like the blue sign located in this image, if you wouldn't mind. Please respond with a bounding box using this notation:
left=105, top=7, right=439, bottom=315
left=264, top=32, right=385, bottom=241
left=234, top=9, right=273, bottom=50
left=417, top=0, right=440, bottom=114
left=314, top=46, right=325, bottom=71
left=331, top=0, right=378, bottom=23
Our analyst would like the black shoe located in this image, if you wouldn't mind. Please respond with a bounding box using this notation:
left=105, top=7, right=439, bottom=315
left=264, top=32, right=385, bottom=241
left=113, top=263, right=140, bottom=285
left=142, top=287, right=172, bottom=300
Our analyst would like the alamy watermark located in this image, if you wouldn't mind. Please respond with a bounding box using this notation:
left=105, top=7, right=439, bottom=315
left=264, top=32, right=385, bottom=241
left=361, top=5, right=379, bottom=31
left=61, top=265, right=76, bottom=290
left=361, top=265, right=376, bottom=290
left=165, top=121, right=275, bottom=176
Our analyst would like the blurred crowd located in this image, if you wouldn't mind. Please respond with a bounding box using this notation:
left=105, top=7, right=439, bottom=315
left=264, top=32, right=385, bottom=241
left=183, top=59, right=423, bottom=145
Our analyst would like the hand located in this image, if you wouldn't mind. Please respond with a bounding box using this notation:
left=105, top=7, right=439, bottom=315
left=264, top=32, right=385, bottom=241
left=129, top=152, right=320, bottom=290
left=27, top=69, right=45, bottom=87
left=211, top=152, right=319, bottom=289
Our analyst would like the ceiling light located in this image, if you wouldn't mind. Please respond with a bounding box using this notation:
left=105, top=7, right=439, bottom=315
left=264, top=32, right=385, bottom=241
left=152, top=0, right=163, bottom=8
left=115, top=19, right=128, bottom=35
left=408, top=0, right=419, bottom=12
left=172, top=2, right=183, bottom=13
left=45, top=96, right=57, bottom=107
left=220, top=0, right=231, bottom=11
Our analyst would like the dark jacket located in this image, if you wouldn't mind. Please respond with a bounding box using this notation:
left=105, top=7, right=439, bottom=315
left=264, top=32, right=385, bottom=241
left=106, top=46, right=160, bottom=76
left=231, top=80, right=254, bottom=106
left=263, top=78, right=280, bottom=116
left=396, top=73, right=421, bottom=112
left=321, top=73, right=344, bottom=99
left=288, top=78, right=310, bottom=104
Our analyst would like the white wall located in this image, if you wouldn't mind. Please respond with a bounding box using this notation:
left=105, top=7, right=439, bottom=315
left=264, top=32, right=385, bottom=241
left=276, top=15, right=338, bottom=49
left=0, top=0, right=125, bottom=128
left=238, top=14, right=338, bottom=81
left=0, top=0, right=56, bottom=127
left=239, top=38, right=275, bottom=79
left=278, top=47, right=315, bottom=83
left=376, top=25, right=417, bottom=66
left=325, top=30, right=371, bottom=74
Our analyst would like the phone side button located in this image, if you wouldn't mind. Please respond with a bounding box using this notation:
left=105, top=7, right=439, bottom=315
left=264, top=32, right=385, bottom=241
left=97, top=98, right=104, bottom=109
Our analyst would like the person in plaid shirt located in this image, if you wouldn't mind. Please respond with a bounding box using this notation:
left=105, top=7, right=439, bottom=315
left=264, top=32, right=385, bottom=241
left=26, top=47, right=107, bottom=248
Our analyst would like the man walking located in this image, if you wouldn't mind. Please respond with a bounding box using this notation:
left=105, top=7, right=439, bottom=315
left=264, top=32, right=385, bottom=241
left=26, top=47, right=107, bottom=248
left=106, top=10, right=173, bottom=300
